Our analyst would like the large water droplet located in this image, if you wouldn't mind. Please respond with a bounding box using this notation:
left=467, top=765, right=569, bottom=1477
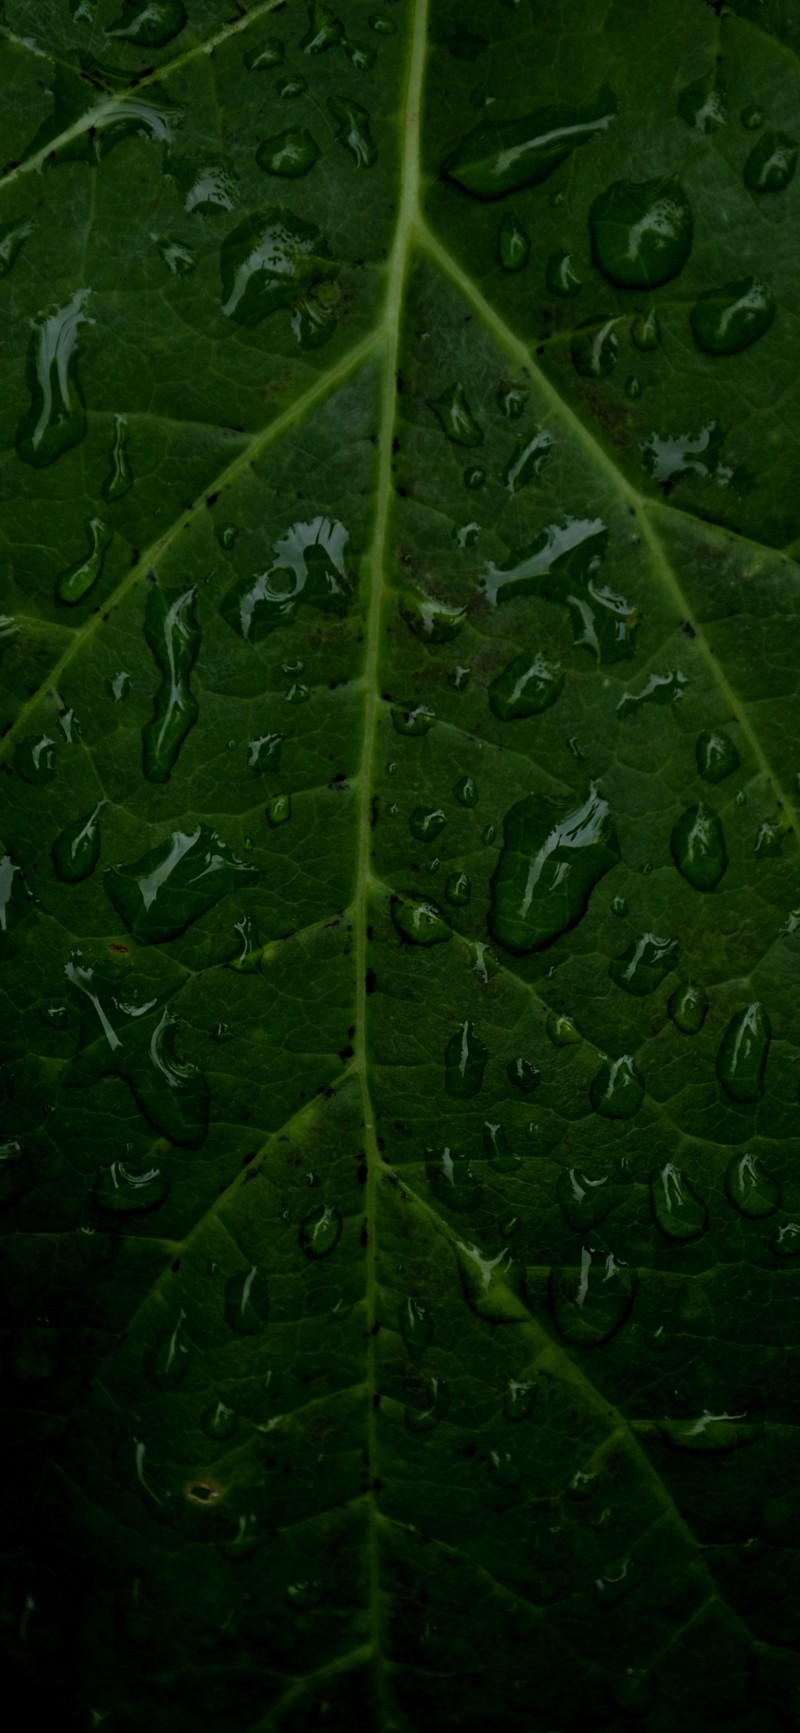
left=610, top=933, right=678, bottom=997
left=489, top=650, right=564, bottom=720
left=444, top=1020, right=488, bottom=1098
left=94, top=1160, right=169, bottom=1214
left=589, top=1054, right=644, bottom=1119
left=220, top=209, right=333, bottom=328
left=391, top=894, right=451, bottom=945
left=650, top=1163, right=707, bottom=1240
left=443, top=86, right=617, bottom=198
left=300, top=1203, right=342, bottom=1258
left=55, top=516, right=111, bottom=605
left=225, top=1266, right=269, bottom=1333
left=302, top=2, right=345, bottom=53
left=498, top=213, right=530, bottom=271
left=690, top=278, right=775, bottom=355
left=670, top=802, right=727, bottom=891
left=590, top=178, right=693, bottom=288
left=427, top=1148, right=482, bottom=1212
left=502, top=429, right=554, bottom=493
left=52, top=802, right=104, bottom=883
left=744, top=129, right=797, bottom=192
left=256, top=128, right=321, bottom=178
left=668, top=981, right=709, bottom=1034
left=16, top=290, right=90, bottom=469
left=104, top=825, right=258, bottom=944
left=556, top=1168, right=615, bottom=1230
left=716, top=1002, right=771, bottom=1102
left=398, top=1297, right=433, bottom=1356
left=222, top=517, right=350, bottom=640
left=489, top=784, right=619, bottom=954
left=550, top=1248, right=636, bottom=1346
left=142, top=586, right=200, bottom=783
left=725, top=1152, right=781, bottom=1217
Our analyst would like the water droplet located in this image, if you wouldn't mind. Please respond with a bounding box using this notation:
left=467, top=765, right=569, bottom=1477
left=617, top=669, right=687, bottom=718
left=455, top=1240, right=527, bottom=1321
left=428, top=382, right=483, bottom=446
left=390, top=894, right=451, bottom=945
left=156, top=236, right=196, bottom=275
left=230, top=915, right=261, bottom=974
left=405, top=1373, right=449, bottom=1432
left=507, top=1057, right=540, bottom=1094
left=101, top=414, right=133, bottom=503
left=52, top=802, right=104, bottom=883
left=667, top=981, right=708, bottom=1035
left=658, top=1410, right=755, bottom=1452
left=744, top=129, right=797, bottom=191
left=502, top=428, right=554, bottom=494
left=567, top=1468, right=598, bottom=1500
left=267, top=794, right=292, bottom=828
left=444, top=870, right=471, bottom=907
left=328, top=96, right=376, bottom=167
left=244, top=38, right=285, bottom=69
left=691, top=277, right=775, bottom=355
left=547, top=1011, right=580, bottom=1046
left=455, top=521, right=480, bottom=549
left=202, top=1400, right=239, bottom=1440
left=726, top=1152, right=781, bottom=1218
left=694, top=728, right=739, bottom=783
left=398, top=1297, right=433, bottom=1356
left=444, top=1020, right=488, bottom=1098
left=774, top=1222, right=800, bottom=1257
left=94, top=1160, right=168, bottom=1214
left=716, top=1002, right=771, bottom=1103
left=671, top=802, right=727, bottom=891
left=463, top=464, right=485, bottom=490
left=142, top=586, right=200, bottom=783
left=480, top=518, right=637, bottom=658
left=755, top=818, right=783, bottom=857
left=610, top=933, right=679, bottom=997
left=550, top=1248, right=636, bottom=1346
left=0, top=1140, right=33, bottom=1206
left=557, top=1168, right=616, bottom=1230
left=625, top=374, right=642, bottom=401
left=595, top=1555, right=643, bottom=1607
left=400, top=589, right=466, bottom=642
left=222, top=517, right=349, bottom=638
left=546, top=251, right=582, bottom=296
left=248, top=732, right=283, bottom=771
left=149, top=1308, right=190, bottom=1389
left=427, top=1148, right=482, bottom=1212
left=590, top=178, right=693, bottom=288
left=302, top=2, right=345, bottom=53
left=107, top=0, right=186, bottom=47
left=489, top=650, right=563, bottom=720
left=54, top=516, right=111, bottom=605
left=369, top=12, right=395, bottom=32
left=256, top=128, right=320, bottom=178
left=104, top=825, right=258, bottom=944
left=300, top=1203, right=343, bottom=1258
left=220, top=209, right=333, bottom=329
left=498, top=213, right=530, bottom=271
left=224, top=1265, right=268, bottom=1335
left=631, top=306, right=661, bottom=350
left=453, top=775, right=478, bottom=808
left=409, top=806, right=446, bottom=842
left=650, top=1163, right=707, bottom=1241
left=497, top=384, right=528, bottom=420
left=391, top=704, right=436, bottom=736
left=571, top=318, right=619, bottom=379
left=479, top=1120, right=518, bottom=1174
left=41, top=1002, right=68, bottom=1029
left=278, top=75, right=308, bottom=99
left=741, top=103, right=766, bottom=130
left=14, top=734, right=56, bottom=784
left=504, top=1379, right=536, bottom=1420
left=589, top=1054, right=644, bottom=1119
left=443, top=86, right=617, bottom=198
left=677, top=69, right=727, bottom=132
left=489, top=783, right=619, bottom=955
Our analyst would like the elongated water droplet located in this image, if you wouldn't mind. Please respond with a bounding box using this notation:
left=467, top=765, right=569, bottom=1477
left=744, top=129, right=797, bottom=191
left=202, top=1400, right=239, bottom=1439
left=498, top=213, right=530, bottom=271
left=108, top=0, right=186, bottom=46
left=695, top=729, right=739, bottom=782
left=590, top=178, right=693, bottom=287
left=104, top=825, right=258, bottom=944
left=617, top=669, right=687, bottom=718
left=0, top=217, right=33, bottom=277
left=102, top=414, right=133, bottom=502
left=668, top=980, right=708, bottom=1034
left=398, top=1297, right=433, bottom=1356
left=690, top=278, right=775, bottom=355
left=546, top=251, right=582, bottom=296
left=557, top=1168, right=615, bottom=1231
left=502, top=429, right=554, bottom=493
left=400, top=589, right=466, bottom=642
left=52, top=802, right=104, bottom=883
left=677, top=69, right=727, bottom=132
left=391, top=894, right=451, bottom=945
left=550, top=1248, right=636, bottom=1346
left=484, top=1119, right=521, bottom=1172
left=726, top=1152, right=781, bottom=1217
left=589, top=1054, right=644, bottom=1119
left=391, top=704, right=435, bottom=736
left=149, top=1308, right=190, bottom=1389
left=16, top=290, right=90, bottom=469
left=142, top=586, right=200, bottom=783
left=427, top=1147, right=482, bottom=1212
left=300, top=1203, right=342, bottom=1258
left=610, top=933, right=678, bottom=997
left=14, top=735, right=56, bottom=784
left=650, top=1163, right=707, bottom=1240
left=94, top=1160, right=168, bottom=1213
left=631, top=307, right=661, bottom=350
left=671, top=802, right=727, bottom=891
left=489, top=650, right=563, bottom=720
left=444, top=1020, right=488, bottom=1098
left=428, top=382, right=483, bottom=446
left=225, top=1266, right=268, bottom=1333
left=489, top=784, right=619, bottom=955
left=230, top=915, right=261, bottom=973
left=55, top=517, right=111, bottom=605
left=328, top=97, right=376, bottom=167
left=571, top=318, right=619, bottom=379
left=445, top=870, right=471, bottom=907
left=256, top=128, right=320, bottom=178
left=245, top=38, right=285, bottom=69
left=507, top=1057, right=540, bottom=1094
left=443, top=85, right=617, bottom=198
left=716, top=1002, right=771, bottom=1102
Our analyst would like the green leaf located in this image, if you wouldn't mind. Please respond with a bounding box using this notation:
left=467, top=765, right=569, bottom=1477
left=2, top=1, right=800, bottom=1728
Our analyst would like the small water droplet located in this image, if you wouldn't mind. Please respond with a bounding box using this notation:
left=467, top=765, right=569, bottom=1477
left=658, top=1410, right=755, bottom=1452
left=369, top=13, right=395, bottom=33
left=774, top=1222, right=800, bottom=1257
left=106, top=670, right=130, bottom=704
left=302, top=2, right=345, bottom=53
left=277, top=75, right=308, bottom=99
left=497, top=383, right=528, bottom=420
left=589, top=1054, right=644, bottom=1119
left=695, top=729, right=739, bottom=783
left=14, top=735, right=56, bottom=785
left=52, top=802, right=104, bottom=883
left=498, top=213, right=530, bottom=271
left=300, top=1203, right=343, bottom=1258
left=444, top=1020, right=488, bottom=1098
left=490, top=784, right=619, bottom=954
left=590, top=178, right=693, bottom=288
left=328, top=96, right=377, bottom=167
left=256, top=128, right=321, bottom=178
left=594, top=1555, right=642, bottom=1607
left=550, top=1248, right=636, bottom=1346
left=391, top=894, right=451, bottom=945
left=428, top=381, right=483, bottom=446
left=107, top=0, right=186, bottom=47
left=741, top=103, right=766, bottom=130
left=556, top=1168, right=615, bottom=1231
left=716, top=1002, right=771, bottom=1102
left=504, top=1379, right=536, bottom=1420
left=671, top=802, right=727, bottom=891
left=201, top=1399, right=239, bottom=1439
left=102, top=415, right=133, bottom=502
left=650, top=1163, right=707, bottom=1241
left=755, top=818, right=783, bottom=857
left=677, top=69, right=727, bottom=132
left=248, top=732, right=283, bottom=771
left=142, top=586, right=200, bottom=783
left=455, top=1239, right=527, bottom=1321
left=726, top=1152, right=781, bottom=1217
left=156, top=236, right=196, bottom=275
left=489, top=650, right=564, bottom=720
left=452, top=774, right=478, bottom=808
left=244, top=38, right=285, bottom=69
left=546, top=250, right=582, bottom=296
left=691, top=278, right=775, bottom=355
left=94, top=1159, right=168, bottom=1213
left=405, top=1373, right=449, bottom=1432
left=744, top=129, right=797, bottom=191
left=0, top=217, right=33, bottom=278
left=267, top=794, right=292, bottom=827
left=625, top=374, right=641, bottom=399
left=410, top=805, right=446, bottom=843
left=631, top=306, right=661, bottom=350
left=225, top=1266, right=269, bottom=1334
left=571, top=318, right=619, bottom=378
left=55, top=517, right=112, bottom=605
left=0, top=1140, right=34, bottom=1205
left=398, top=1297, right=433, bottom=1356
left=484, top=1119, right=522, bottom=1173
left=507, top=1057, right=540, bottom=1095
left=444, top=871, right=471, bottom=907
left=391, top=704, right=436, bottom=735
left=149, top=1308, right=190, bottom=1389
left=547, top=1011, right=580, bottom=1046
left=610, top=932, right=678, bottom=997
left=668, top=981, right=708, bottom=1034
left=502, top=428, right=554, bottom=494
left=617, top=668, right=687, bottom=718
left=427, top=1148, right=482, bottom=1212
left=400, top=590, right=466, bottom=642
left=463, top=464, right=485, bottom=490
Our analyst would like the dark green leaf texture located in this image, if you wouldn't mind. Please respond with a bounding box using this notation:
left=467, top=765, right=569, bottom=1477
left=3, top=1, right=800, bottom=1727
